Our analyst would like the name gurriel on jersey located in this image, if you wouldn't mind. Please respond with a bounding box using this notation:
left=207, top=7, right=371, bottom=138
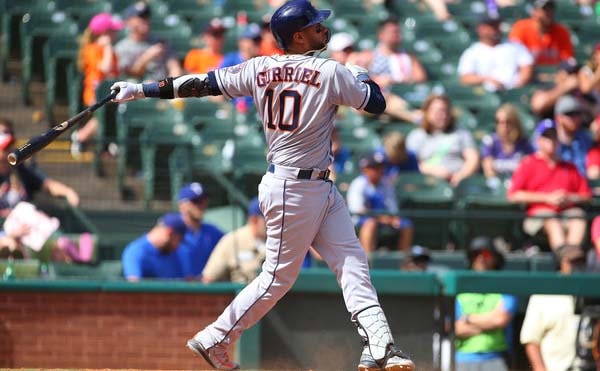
left=256, top=67, right=321, bottom=88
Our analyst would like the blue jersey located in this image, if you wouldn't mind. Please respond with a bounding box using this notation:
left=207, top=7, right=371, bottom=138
left=177, top=223, right=224, bottom=278
left=121, top=235, right=185, bottom=279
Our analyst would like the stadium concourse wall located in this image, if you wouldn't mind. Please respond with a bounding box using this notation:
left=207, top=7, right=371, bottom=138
left=1, top=270, right=599, bottom=370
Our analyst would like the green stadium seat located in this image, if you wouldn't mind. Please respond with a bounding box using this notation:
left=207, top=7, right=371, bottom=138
left=139, top=121, right=201, bottom=209
left=0, top=259, right=41, bottom=279
left=50, top=260, right=123, bottom=280
left=19, top=10, right=78, bottom=104
left=53, top=0, right=113, bottom=30
left=530, top=253, right=557, bottom=272
left=204, top=204, right=246, bottom=234
left=337, top=125, right=382, bottom=156
left=232, top=141, right=268, bottom=199
left=43, top=35, right=80, bottom=122
left=0, top=0, right=56, bottom=81
left=396, top=173, right=455, bottom=249
left=454, top=175, right=525, bottom=250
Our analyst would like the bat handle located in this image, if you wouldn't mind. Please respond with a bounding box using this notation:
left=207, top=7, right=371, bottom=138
left=7, top=152, right=17, bottom=166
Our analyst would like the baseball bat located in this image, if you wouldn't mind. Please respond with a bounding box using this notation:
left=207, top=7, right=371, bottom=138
left=7, top=88, right=120, bottom=166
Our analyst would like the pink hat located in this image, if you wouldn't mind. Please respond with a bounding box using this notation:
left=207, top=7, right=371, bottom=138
left=89, top=13, right=123, bottom=35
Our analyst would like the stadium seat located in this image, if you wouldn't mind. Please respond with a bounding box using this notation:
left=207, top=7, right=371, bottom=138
left=51, top=260, right=123, bottom=280
left=53, top=0, right=113, bottom=30
left=139, top=121, right=201, bottom=209
left=203, top=204, right=246, bottom=234
left=0, top=259, right=41, bottom=278
left=454, top=175, right=525, bottom=250
left=396, top=173, right=455, bottom=249
left=19, top=10, right=78, bottom=104
left=43, top=35, right=80, bottom=122
left=231, top=140, right=268, bottom=199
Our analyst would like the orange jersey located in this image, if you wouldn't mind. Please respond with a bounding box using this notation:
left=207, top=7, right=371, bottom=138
left=82, top=43, right=119, bottom=106
left=183, top=48, right=223, bottom=74
left=509, top=18, right=573, bottom=66
left=259, top=39, right=283, bottom=56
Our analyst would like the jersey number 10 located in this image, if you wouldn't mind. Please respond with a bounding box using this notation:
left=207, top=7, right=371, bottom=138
left=265, top=89, right=301, bottom=132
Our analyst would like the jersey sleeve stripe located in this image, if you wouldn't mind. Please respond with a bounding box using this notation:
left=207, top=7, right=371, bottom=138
left=215, top=69, right=234, bottom=99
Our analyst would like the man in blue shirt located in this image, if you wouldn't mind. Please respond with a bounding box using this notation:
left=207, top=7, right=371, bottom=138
left=122, top=212, right=187, bottom=281
left=176, top=182, right=224, bottom=280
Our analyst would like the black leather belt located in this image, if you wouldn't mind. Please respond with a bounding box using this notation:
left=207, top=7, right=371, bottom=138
left=268, top=164, right=330, bottom=180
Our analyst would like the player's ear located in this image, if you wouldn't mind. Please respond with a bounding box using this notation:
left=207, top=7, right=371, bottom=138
left=292, top=31, right=305, bottom=46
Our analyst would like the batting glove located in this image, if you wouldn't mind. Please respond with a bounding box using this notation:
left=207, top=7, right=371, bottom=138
left=110, top=81, right=145, bottom=103
left=345, top=63, right=370, bottom=82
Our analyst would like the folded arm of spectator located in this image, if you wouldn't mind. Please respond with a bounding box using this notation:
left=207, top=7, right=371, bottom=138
left=43, top=179, right=80, bottom=207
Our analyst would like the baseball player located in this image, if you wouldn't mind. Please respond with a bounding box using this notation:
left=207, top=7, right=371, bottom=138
left=110, top=1, right=415, bottom=370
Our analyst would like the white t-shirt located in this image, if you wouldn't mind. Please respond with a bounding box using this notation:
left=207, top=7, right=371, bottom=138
left=520, top=295, right=579, bottom=371
left=457, top=41, right=533, bottom=91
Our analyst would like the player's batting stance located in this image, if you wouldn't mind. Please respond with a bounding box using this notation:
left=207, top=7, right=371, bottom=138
left=111, top=1, right=415, bottom=370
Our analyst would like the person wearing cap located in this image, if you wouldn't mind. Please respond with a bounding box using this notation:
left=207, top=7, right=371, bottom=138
left=115, top=1, right=182, bottom=82
left=406, top=94, right=480, bottom=186
left=0, top=118, right=80, bottom=217
left=508, top=119, right=591, bottom=254
left=520, top=244, right=585, bottom=371
left=347, top=152, right=414, bottom=253
left=175, top=182, right=224, bottom=280
left=458, top=14, right=533, bottom=92
left=328, top=32, right=357, bottom=65
left=509, top=0, right=574, bottom=66
left=548, top=94, right=593, bottom=175
left=455, top=236, right=517, bottom=371
left=121, top=212, right=187, bottom=281
left=201, top=197, right=267, bottom=284
left=184, top=18, right=227, bottom=74
left=71, top=12, right=123, bottom=157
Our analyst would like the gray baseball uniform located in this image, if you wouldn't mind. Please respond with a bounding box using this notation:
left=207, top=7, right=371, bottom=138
left=194, top=55, right=382, bottom=347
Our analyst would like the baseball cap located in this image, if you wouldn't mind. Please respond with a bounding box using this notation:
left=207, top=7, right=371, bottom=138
left=123, top=1, right=151, bottom=19
left=534, top=118, right=557, bottom=138
left=559, top=59, right=581, bottom=74
left=178, top=182, right=206, bottom=202
left=158, top=212, right=187, bottom=235
left=204, top=18, right=226, bottom=36
left=247, top=197, right=263, bottom=218
left=409, top=245, right=431, bottom=261
left=89, top=13, right=123, bottom=35
left=0, top=132, right=15, bottom=150
left=555, top=95, right=583, bottom=115
left=531, top=0, right=555, bottom=8
left=329, top=32, right=355, bottom=52
left=359, top=152, right=385, bottom=168
left=241, top=23, right=261, bottom=40
left=478, top=14, right=501, bottom=26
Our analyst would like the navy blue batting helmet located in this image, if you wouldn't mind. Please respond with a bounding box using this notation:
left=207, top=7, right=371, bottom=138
left=270, top=0, right=331, bottom=50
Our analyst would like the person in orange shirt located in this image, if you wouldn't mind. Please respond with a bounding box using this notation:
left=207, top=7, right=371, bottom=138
left=508, top=0, right=573, bottom=66
left=258, top=16, right=282, bottom=56
left=184, top=18, right=227, bottom=74
left=72, top=12, right=122, bottom=157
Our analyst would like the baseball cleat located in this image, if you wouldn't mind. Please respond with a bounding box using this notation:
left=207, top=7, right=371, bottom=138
left=358, top=345, right=415, bottom=371
left=186, top=338, right=240, bottom=370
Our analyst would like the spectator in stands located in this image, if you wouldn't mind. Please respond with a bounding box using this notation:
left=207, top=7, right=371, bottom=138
left=589, top=216, right=600, bottom=271
left=201, top=197, right=266, bottom=284
left=376, top=131, right=419, bottom=183
left=258, top=15, right=282, bottom=56
left=183, top=18, right=227, bottom=74
left=530, top=59, right=582, bottom=119
left=347, top=152, right=414, bottom=252
left=520, top=244, right=585, bottom=371
left=509, top=0, right=574, bottom=66
left=115, top=1, right=183, bottom=82
left=0, top=118, right=80, bottom=217
left=360, top=17, right=427, bottom=87
left=480, top=103, right=534, bottom=180
left=219, top=23, right=262, bottom=114
left=458, top=15, right=534, bottom=92
left=508, top=119, right=591, bottom=254
left=400, top=245, right=431, bottom=272
left=71, top=12, right=123, bottom=157
left=406, top=95, right=480, bottom=186
left=537, top=95, right=593, bottom=175
left=176, top=182, right=224, bottom=280
left=328, top=32, right=357, bottom=66
left=122, top=212, right=187, bottom=281
left=586, top=116, right=600, bottom=179
left=455, top=236, right=516, bottom=371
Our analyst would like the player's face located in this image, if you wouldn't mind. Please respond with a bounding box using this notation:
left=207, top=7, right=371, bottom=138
left=300, top=23, right=330, bottom=51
